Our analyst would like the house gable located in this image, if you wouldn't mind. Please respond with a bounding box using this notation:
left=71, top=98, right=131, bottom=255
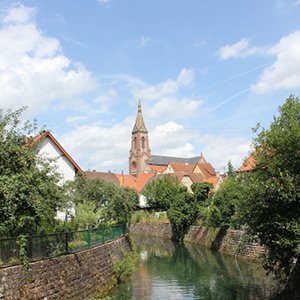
left=34, top=131, right=83, bottom=182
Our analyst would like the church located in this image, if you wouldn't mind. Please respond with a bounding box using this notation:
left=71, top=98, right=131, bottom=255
left=86, top=101, right=221, bottom=199
left=128, top=101, right=221, bottom=193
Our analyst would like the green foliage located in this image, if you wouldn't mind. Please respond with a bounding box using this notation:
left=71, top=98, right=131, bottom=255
left=242, top=94, right=300, bottom=279
left=143, top=178, right=212, bottom=240
left=227, top=160, right=235, bottom=177
left=131, top=211, right=143, bottom=223
left=113, top=247, right=138, bottom=284
left=16, top=235, right=30, bottom=281
left=208, top=177, right=245, bottom=228
left=89, top=296, right=115, bottom=300
left=66, top=176, right=138, bottom=228
left=167, top=191, right=198, bottom=241
left=109, top=187, right=139, bottom=224
left=191, top=182, right=213, bottom=221
left=191, top=182, right=213, bottom=202
left=74, top=200, right=103, bottom=229
left=0, top=107, right=64, bottom=237
left=142, top=174, right=186, bottom=209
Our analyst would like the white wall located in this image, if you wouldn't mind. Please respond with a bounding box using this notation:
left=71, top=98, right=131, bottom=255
left=37, top=136, right=76, bottom=183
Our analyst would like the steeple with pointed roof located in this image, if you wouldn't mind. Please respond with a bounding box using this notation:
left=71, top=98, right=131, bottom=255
left=132, top=100, right=148, bottom=133
left=129, top=100, right=151, bottom=177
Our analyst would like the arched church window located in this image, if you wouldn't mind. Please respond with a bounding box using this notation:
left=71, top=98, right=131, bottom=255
left=134, top=137, right=137, bottom=149
left=132, top=161, right=137, bottom=170
left=142, top=137, right=145, bottom=148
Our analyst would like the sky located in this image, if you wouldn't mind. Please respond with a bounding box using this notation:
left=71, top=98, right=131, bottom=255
left=1, top=0, right=300, bottom=174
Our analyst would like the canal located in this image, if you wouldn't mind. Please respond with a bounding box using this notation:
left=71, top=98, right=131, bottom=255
left=109, top=235, right=282, bottom=300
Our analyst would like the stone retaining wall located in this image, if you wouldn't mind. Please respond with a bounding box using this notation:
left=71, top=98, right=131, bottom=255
left=130, top=223, right=173, bottom=239
left=0, top=235, right=133, bottom=300
left=130, top=223, right=265, bottom=261
left=184, top=225, right=265, bottom=261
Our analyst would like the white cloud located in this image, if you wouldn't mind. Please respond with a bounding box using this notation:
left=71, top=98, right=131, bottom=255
left=59, top=120, right=198, bottom=172
left=98, top=0, right=112, bottom=4
left=131, top=68, right=195, bottom=101
left=3, top=3, right=36, bottom=24
left=0, top=3, right=97, bottom=117
left=130, top=68, right=202, bottom=121
left=94, top=89, right=117, bottom=103
left=146, top=97, right=203, bottom=121
left=132, top=79, right=178, bottom=101
left=138, top=35, right=151, bottom=48
left=66, top=116, right=87, bottom=123
left=59, top=122, right=131, bottom=172
left=150, top=122, right=196, bottom=158
left=200, top=135, right=251, bottom=172
left=217, top=38, right=264, bottom=60
left=177, top=68, right=194, bottom=86
left=251, top=31, right=300, bottom=94
left=295, top=0, right=300, bottom=5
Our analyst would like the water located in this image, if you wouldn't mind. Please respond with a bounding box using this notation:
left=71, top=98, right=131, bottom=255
left=109, top=235, right=282, bottom=300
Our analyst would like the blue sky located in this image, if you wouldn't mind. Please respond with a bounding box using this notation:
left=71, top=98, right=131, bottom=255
left=1, top=0, right=300, bottom=173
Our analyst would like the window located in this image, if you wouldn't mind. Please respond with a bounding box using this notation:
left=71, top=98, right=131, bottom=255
left=134, top=137, right=137, bottom=149
left=132, top=161, right=137, bottom=169
left=142, top=137, right=145, bottom=148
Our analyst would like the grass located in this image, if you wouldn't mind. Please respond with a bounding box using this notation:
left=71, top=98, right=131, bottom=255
left=131, top=211, right=170, bottom=224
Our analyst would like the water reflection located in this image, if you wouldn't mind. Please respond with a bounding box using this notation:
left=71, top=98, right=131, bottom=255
left=109, top=236, right=282, bottom=300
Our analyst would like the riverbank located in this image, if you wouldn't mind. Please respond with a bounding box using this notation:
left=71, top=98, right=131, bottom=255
left=109, top=235, right=282, bottom=300
left=130, top=222, right=300, bottom=300
left=0, top=234, right=133, bottom=300
left=130, top=223, right=265, bottom=261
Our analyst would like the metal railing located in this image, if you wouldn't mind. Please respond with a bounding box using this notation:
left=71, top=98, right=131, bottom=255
left=0, top=224, right=127, bottom=268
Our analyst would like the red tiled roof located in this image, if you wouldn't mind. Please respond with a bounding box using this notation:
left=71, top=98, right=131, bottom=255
left=204, top=177, right=220, bottom=189
left=85, top=171, right=120, bottom=185
left=115, top=173, right=139, bottom=190
left=189, top=172, right=205, bottom=183
left=169, top=162, right=195, bottom=173
left=34, top=131, right=84, bottom=175
left=135, top=173, right=155, bottom=191
left=148, top=164, right=167, bottom=174
left=193, top=162, right=217, bottom=178
left=238, top=155, right=256, bottom=172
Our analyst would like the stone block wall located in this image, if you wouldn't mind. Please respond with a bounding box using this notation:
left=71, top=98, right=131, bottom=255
left=130, top=223, right=173, bottom=239
left=0, top=235, right=133, bottom=300
left=183, top=225, right=265, bottom=261
left=131, top=223, right=265, bottom=261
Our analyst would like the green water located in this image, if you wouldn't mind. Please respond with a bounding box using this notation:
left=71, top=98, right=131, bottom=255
left=109, top=235, right=282, bottom=300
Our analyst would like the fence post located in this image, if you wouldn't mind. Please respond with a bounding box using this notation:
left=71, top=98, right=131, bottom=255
left=65, top=232, right=69, bottom=254
left=102, top=227, right=105, bottom=244
left=112, top=226, right=114, bottom=240
left=27, top=236, right=33, bottom=259
left=87, top=229, right=90, bottom=248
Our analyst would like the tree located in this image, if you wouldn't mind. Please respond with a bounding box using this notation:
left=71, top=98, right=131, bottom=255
left=74, top=200, right=103, bottom=229
left=208, top=177, right=244, bottom=228
left=142, top=174, right=184, bottom=210
left=67, top=175, right=138, bottom=227
left=242, top=94, right=300, bottom=279
left=107, top=186, right=139, bottom=224
left=227, top=160, right=234, bottom=177
left=167, top=191, right=197, bottom=241
left=191, top=182, right=213, bottom=221
left=0, top=108, right=64, bottom=237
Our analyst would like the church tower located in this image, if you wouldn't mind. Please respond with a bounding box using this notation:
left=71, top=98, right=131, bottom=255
left=129, top=100, right=151, bottom=177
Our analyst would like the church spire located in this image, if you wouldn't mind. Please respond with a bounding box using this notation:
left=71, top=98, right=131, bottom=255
left=129, top=100, right=151, bottom=177
left=132, top=100, right=147, bottom=133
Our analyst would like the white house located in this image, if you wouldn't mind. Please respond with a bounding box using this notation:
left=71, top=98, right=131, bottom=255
left=34, top=131, right=83, bottom=220
left=34, top=131, right=83, bottom=182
